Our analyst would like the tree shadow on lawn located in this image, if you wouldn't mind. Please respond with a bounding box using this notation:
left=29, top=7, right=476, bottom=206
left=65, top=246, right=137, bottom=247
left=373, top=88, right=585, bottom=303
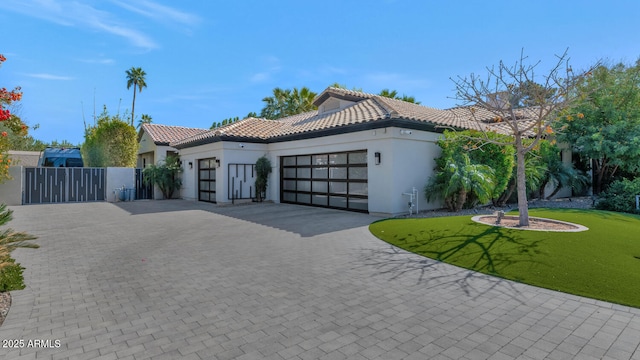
left=358, top=225, right=549, bottom=303
left=528, top=207, right=640, bottom=223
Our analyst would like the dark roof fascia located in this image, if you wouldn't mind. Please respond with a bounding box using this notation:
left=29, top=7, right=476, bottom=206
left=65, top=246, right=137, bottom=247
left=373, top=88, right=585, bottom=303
left=172, top=134, right=269, bottom=149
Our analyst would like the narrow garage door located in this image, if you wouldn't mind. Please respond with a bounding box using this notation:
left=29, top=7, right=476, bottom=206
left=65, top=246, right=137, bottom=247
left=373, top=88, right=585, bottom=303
left=199, top=158, right=216, bottom=203
left=281, top=150, right=368, bottom=212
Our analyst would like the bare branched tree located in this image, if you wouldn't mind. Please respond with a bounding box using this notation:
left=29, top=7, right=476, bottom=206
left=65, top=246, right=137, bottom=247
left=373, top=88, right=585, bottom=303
left=450, top=49, right=594, bottom=226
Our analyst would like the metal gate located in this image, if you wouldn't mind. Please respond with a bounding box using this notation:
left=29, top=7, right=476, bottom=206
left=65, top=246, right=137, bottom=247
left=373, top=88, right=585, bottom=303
left=228, top=163, right=256, bottom=201
left=135, top=168, right=153, bottom=200
left=23, top=167, right=106, bottom=204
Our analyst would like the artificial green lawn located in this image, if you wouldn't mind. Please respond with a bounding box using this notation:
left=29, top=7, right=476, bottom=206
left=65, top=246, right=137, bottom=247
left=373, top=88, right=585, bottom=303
left=369, top=208, right=640, bottom=308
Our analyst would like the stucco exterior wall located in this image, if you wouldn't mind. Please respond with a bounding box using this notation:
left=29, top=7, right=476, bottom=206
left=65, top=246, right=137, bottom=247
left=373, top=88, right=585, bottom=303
left=0, top=166, right=24, bottom=205
left=105, top=167, right=135, bottom=202
left=175, top=127, right=443, bottom=216
left=178, top=142, right=268, bottom=203
left=8, top=151, right=40, bottom=167
left=263, top=127, right=441, bottom=216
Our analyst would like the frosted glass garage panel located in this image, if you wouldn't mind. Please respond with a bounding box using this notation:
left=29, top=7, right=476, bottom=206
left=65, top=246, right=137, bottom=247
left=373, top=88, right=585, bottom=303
left=313, top=155, right=328, bottom=165
left=349, top=199, right=368, bottom=211
left=330, top=182, right=347, bottom=194
left=329, top=167, right=347, bottom=179
left=297, top=181, right=311, bottom=192
left=312, top=195, right=328, bottom=206
left=348, top=152, right=367, bottom=164
left=349, top=183, right=368, bottom=196
left=296, top=168, right=311, bottom=178
left=283, top=192, right=296, bottom=202
left=329, top=153, right=347, bottom=165
left=312, top=167, right=328, bottom=179
left=349, top=167, right=367, bottom=180
left=283, top=180, right=296, bottom=191
left=312, top=181, right=328, bottom=192
left=283, top=157, right=296, bottom=166
left=297, top=156, right=311, bottom=165
left=283, top=168, right=296, bottom=178
left=329, top=196, right=347, bottom=208
left=297, top=193, right=311, bottom=204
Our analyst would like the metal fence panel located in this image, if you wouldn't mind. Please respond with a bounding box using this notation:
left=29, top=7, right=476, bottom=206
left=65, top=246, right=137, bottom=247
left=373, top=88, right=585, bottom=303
left=23, top=167, right=106, bottom=204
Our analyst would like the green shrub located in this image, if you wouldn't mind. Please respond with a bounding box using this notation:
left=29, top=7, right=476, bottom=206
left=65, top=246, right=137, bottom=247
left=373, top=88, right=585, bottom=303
left=596, top=178, right=640, bottom=214
left=0, top=257, right=25, bottom=292
left=142, top=155, right=183, bottom=199
left=255, top=156, right=272, bottom=202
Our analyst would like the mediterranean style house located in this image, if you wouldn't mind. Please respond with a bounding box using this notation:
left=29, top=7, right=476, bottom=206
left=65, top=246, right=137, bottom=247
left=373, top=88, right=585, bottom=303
left=138, top=87, right=556, bottom=216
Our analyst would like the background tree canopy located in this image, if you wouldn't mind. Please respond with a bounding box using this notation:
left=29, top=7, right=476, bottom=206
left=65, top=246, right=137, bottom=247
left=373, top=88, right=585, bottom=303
left=557, top=60, right=640, bottom=194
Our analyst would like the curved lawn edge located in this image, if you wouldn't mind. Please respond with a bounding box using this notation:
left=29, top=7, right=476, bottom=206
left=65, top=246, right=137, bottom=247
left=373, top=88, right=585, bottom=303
left=369, top=208, right=640, bottom=308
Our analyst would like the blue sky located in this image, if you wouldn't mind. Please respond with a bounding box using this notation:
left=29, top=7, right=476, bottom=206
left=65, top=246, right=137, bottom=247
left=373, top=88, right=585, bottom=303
left=1, top=0, right=639, bottom=145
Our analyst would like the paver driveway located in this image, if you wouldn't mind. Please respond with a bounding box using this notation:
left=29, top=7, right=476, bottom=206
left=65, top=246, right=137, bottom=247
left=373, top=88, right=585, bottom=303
left=1, top=200, right=640, bottom=360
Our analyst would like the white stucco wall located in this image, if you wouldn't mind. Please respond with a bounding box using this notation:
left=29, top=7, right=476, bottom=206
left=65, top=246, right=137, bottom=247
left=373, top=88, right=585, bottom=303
left=0, top=166, right=24, bottom=205
left=178, top=142, right=268, bottom=203
left=137, top=132, right=156, bottom=156
left=175, top=127, right=443, bottom=216
left=105, top=167, right=136, bottom=202
left=265, top=127, right=442, bottom=216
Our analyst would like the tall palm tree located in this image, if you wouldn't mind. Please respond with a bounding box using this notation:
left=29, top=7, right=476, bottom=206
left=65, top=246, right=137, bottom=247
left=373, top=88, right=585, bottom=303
left=125, top=67, right=147, bottom=126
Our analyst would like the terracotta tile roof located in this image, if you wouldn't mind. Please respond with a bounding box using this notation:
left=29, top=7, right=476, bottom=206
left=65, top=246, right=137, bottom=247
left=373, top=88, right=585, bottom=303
left=170, top=87, right=539, bottom=148
left=139, top=123, right=208, bottom=146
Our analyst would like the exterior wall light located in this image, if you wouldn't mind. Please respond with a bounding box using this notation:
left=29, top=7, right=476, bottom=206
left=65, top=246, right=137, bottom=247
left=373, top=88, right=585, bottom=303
left=188, top=161, right=193, bottom=169
left=374, top=152, right=381, bottom=165
left=215, top=159, right=221, bottom=168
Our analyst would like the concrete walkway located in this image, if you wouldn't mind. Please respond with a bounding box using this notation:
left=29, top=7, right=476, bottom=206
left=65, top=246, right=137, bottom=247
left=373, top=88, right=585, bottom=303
left=1, top=200, right=639, bottom=360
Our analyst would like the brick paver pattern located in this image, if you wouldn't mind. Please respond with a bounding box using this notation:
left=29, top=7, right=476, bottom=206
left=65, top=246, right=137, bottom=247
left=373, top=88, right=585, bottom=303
left=1, top=201, right=639, bottom=360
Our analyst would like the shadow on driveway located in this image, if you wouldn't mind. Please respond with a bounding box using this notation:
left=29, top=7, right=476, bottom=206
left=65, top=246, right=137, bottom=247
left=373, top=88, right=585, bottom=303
left=114, top=199, right=381, bottom=237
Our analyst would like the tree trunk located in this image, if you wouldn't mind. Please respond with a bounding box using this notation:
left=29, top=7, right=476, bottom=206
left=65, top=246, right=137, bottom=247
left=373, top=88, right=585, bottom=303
left=515, top=135, right=529, bottom=226
left=455, top=189, right=467, bottom=212
left=131, top=83, right=137, bottom=127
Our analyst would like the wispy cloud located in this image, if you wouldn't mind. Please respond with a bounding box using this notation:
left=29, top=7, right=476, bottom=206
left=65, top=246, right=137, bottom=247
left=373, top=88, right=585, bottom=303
left=250, top=72, right=271, bottom=83
left=249, top=55, right=282, bottom=83
left=362, top=71, right=432, bottom=91
left=0, top=0, right=200, bottom=50
left=25, top=73, right=74, bottom=80
left=77, top=57, right=116, bottom=65
left=110, top=0, right=201, bottom=25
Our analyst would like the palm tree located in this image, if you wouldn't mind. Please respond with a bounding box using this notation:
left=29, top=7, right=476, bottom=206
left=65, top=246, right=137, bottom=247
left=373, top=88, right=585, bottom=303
left=426, top=154, right=495, bottom=212
left=378, top=89, right=421, bottom=104
left=260, top=87, right=317, bottom=119
left=137, top=114, right=152, bottom=129
left=125, top=67, right=147, bottom=126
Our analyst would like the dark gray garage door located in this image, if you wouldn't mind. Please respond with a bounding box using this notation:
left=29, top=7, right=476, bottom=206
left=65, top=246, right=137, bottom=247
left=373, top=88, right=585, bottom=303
left=198, top=158, right=216, bottom=203
left=280, top=150, right=368, bottom=212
